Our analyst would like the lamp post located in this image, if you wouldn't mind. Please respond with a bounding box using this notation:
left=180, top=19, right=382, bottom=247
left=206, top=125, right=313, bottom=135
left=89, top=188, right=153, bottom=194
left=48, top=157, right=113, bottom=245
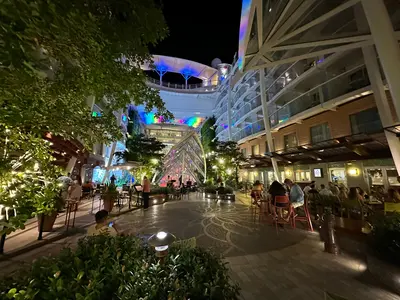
left=148, top=231, right=176, bottom=264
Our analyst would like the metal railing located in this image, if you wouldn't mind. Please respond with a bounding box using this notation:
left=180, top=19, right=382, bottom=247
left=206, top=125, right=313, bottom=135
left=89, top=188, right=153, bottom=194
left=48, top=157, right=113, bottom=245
left=269, top=64, right=370, bottom=127
left=146, top=77, right=218, bottom=91
left=232, top=119, right=265, bottom=142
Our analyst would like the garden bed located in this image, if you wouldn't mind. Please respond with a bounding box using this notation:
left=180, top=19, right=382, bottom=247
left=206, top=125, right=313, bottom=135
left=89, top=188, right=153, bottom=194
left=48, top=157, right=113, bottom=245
left=0, top=235, right=240, bottom=299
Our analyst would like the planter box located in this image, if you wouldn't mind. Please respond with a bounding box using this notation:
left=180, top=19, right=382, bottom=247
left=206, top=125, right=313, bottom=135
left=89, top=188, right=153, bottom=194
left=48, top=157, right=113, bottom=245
left=103, top=192, right=118, bottom=212
left=149, top=194, right=166, bottom=205
left=216, top=194, right=235, bottom=202
left=367, top=253, right=400, bottom=295
left=204, top=193, right=235, bottom=202
left=335, top=217, right=363, bottom=233
left=37, top=212, right=58, bottom=232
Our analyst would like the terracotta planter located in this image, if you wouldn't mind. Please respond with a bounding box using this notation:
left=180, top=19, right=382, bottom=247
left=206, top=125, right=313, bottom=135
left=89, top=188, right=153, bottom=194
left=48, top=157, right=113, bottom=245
left=37, top=212, right=58, bottom=232
left=103, top=192, right=117, bottom=212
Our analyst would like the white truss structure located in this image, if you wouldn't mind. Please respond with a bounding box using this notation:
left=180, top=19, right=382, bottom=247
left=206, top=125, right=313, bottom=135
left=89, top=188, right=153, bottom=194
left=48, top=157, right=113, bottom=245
left=239, top=0, right=400, bottom=72
left=236, top=0, right=400, bottom=176
left=158, top=131, right=206, bottom=184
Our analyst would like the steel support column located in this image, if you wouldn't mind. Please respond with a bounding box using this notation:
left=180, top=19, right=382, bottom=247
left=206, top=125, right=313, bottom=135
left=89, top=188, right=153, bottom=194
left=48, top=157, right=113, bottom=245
left=362, top=0, right=400, bottom=120
left=259, top=68, right=281, bottom=182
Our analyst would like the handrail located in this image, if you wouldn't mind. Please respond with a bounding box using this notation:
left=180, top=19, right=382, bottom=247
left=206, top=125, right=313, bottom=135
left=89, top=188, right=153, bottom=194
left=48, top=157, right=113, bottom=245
left=146, top=77, right=218, bottom=91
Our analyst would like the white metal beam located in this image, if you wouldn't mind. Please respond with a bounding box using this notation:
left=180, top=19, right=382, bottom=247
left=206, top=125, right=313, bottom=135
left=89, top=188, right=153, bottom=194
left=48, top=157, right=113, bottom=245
left=269, top=0, right=316, bottom=45
left=251, top=39, right=372, bottom=70
left=268, top=34, right=372, bottom=52
left=272, top=0, right=361, bottom=48
left=245, top=0, right=360, bottom=71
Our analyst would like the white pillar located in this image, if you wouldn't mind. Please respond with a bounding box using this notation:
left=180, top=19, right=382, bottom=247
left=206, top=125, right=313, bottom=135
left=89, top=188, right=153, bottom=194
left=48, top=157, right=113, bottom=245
left=66, top=156, right=77, bottom=174
left=356, top=4, right=400, bottom=175
left=227, top=76, right=233, bottom=140
left=363, top=46, right=400, bottom=174
left=259, top=68, right=281, bottom=182
left=102, top=110, right=123, bottom=184
left=361, top=0, right=400, bottom=120
left=87, top=95, right=96, bottom=111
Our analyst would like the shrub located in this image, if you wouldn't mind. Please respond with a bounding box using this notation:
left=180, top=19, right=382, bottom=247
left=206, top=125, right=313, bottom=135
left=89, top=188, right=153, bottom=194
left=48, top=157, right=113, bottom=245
left=369, top=212, right=400, bottom=267
left=0, top=235, right=240, bottom=300
left=150, top=186, right=174, bottom=195
left=204, top=185, right=234, bottom=195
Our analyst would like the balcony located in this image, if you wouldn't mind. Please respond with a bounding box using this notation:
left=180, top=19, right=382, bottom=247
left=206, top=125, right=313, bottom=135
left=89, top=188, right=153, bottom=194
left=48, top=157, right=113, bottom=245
left=146, top=77, right=217, bottom=93
left=232, top=119, right=265, bottom=142
left=269, top=63, right=371, bottom=128
left=231, top=96, right=262, bottom=125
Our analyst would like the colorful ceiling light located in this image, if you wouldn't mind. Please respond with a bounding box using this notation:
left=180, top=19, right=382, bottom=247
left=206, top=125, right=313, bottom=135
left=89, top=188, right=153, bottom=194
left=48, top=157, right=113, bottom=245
left=140, top=112, right=204, bottom=128
left=238, top=0, right=253, bottom=70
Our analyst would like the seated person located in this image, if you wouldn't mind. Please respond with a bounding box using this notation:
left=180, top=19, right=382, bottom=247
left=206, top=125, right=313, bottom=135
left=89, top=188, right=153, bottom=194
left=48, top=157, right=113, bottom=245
left=87, top=210, right=120, bottom=236
left=268, top=181, right=287, bottom=207
left=387, top=188, right=400, bottom=203
left=284, top=178, right=304, bottom=209
left=251, top=180, right=263, bottom=204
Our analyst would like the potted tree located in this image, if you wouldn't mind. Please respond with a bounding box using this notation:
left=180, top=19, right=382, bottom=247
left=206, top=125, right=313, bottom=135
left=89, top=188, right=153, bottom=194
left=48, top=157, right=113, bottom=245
left=33, top=182, right=63, bottom=232
left=103, top=183, right=118, bottom=212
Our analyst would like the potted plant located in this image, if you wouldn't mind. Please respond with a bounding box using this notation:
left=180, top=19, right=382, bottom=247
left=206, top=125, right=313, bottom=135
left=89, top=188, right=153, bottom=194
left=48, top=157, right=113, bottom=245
left=367, top=213, right=400, bottom=294
left=33, top=182, right=63, bottom=232
left=103, top=183, right=118, bottom=212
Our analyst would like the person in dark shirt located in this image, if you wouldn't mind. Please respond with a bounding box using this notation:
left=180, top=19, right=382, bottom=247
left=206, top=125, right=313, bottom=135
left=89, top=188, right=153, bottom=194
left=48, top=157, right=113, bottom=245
left=268, top=181, right=287, bottom=207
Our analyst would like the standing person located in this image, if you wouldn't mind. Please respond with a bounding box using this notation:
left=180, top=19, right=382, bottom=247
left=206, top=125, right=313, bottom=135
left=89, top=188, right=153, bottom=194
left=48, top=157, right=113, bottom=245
left=328, top=182, right=340, bottom=196
left=319, top=184, right=333, bottom=196
left=303, top=181, right=315, bottom=194
left=68, top=175, right=82, bottom=201
left=284, top=178, right=304, bottom=209
left=142, top=176, right=150, bottom=209
left=57, top=173, right=73, bottom=207
left=178, top=175, right=183, bottom=188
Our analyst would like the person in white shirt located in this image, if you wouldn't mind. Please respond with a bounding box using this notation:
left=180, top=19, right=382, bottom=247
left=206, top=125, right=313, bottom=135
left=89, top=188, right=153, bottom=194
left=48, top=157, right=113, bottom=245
left=303, top=181, right=315, bottom=194
left=87, top=210, right=119, bottom=237
left=319, top=184, right=333, bottom=196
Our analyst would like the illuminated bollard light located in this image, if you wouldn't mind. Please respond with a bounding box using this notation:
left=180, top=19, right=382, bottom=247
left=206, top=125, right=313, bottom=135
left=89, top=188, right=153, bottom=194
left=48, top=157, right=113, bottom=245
left=148, top=231, right=176, bottom=264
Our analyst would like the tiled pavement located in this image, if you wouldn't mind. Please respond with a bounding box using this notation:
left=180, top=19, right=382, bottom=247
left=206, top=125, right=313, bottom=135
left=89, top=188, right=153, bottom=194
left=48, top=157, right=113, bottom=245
left=0, top=195, right=399, bottom=300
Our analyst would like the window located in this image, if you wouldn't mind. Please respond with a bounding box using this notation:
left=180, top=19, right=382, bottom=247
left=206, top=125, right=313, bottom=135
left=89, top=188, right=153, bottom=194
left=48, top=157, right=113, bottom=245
left=284, top=133, right=297, bottom=150
left=251, top=144, right=260, bottom=156
left=310, top=123, right=331, bottom=144
left=241, top=148, right=247, bottom=157
left=350, top=107, right=383, bottom=134
left=295, top=171, right=311, bottom=182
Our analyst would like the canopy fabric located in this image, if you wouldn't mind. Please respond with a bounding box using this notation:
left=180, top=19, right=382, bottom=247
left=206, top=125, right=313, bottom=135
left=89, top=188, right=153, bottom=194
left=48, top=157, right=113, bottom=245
left=141, top=55, right=218, bottom=82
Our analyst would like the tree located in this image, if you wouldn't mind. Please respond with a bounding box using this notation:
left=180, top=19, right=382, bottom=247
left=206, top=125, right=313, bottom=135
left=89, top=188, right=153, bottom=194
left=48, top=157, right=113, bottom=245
left=0, top=125, right=61, bottom=234
left=116, top=133, right=166, bottom=182
left=0, top=0, right=172, bottom=148
left=0, top=0, right=171, bottom=233
left=206, top=141, right=245, bottom=187
left=200, top=116, right=216, bottom=155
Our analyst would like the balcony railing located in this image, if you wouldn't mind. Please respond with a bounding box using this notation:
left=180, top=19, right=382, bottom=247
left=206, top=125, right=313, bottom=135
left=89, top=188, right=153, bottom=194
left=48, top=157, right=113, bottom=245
left=232, top=119, right=265, bottom=142
left=232, top=95, right=262, bottom=125
left=146, top=77, right=218, bottom=92
left=269, top=64, right=370, bottom=127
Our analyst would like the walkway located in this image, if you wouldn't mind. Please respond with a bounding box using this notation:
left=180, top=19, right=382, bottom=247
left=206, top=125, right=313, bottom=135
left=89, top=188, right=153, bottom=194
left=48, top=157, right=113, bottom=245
left=0, top=195, right=399, bottom=300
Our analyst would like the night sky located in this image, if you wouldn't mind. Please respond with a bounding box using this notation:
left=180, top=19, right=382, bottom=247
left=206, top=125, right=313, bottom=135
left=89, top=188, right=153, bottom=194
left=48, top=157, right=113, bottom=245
left=152, top=0, right=243, bottom=66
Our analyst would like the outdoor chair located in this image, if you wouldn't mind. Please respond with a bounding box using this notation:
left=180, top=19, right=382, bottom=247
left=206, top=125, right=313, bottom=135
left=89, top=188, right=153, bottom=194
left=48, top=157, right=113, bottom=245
left=271, top=195, right=295, bottom=233
left=293, top=195, right=314, bottom=231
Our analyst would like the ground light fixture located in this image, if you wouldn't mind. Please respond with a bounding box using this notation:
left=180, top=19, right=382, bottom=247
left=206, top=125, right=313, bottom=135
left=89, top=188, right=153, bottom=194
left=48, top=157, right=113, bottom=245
left=148, top=231, right=176, bottom=262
